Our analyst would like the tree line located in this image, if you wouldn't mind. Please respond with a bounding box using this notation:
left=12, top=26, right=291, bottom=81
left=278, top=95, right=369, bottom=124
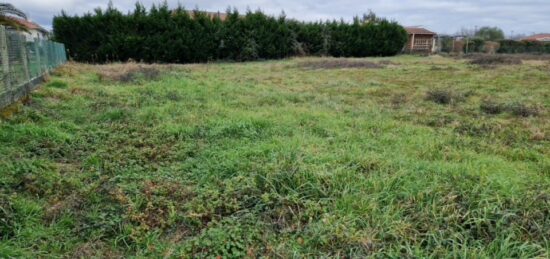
left=52, top=3, right=408, bottom=63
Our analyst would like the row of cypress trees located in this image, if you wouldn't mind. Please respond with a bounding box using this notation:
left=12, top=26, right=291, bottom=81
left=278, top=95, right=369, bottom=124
left=53, top=3, right=408, bottom=63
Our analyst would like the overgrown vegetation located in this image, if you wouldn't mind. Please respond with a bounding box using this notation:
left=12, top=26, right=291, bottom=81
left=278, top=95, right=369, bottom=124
left=298, top=59, right=385, bottom=70
left=0, top=56, right=548, bottom=257
left=499, top=40, right=550, bottom=54
left=53, top=4, right=408, bottom=63
left=468, top=55, right=523, bottom=67
left=425, top=88, right=465, bottom=105
left=95, top=62, right=163, bottom=83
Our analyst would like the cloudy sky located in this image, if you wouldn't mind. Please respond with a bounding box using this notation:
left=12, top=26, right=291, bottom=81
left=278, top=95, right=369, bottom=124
left=15, top=0, right=550, bottom=36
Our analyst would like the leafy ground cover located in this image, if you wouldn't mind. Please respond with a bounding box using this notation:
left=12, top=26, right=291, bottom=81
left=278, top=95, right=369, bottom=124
left=0, top=56, right=549, bottom=257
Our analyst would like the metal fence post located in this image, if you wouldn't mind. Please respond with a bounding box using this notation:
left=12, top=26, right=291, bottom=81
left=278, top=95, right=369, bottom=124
left=34, top=38, right=42, bottom=76
left=0, top=26, right=10, bottom=94
left=20, top=34, right=31, bottom=82
left=41, top=40, right=50, bottom=73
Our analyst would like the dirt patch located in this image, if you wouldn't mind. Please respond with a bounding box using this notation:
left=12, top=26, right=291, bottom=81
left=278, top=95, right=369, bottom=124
left=298, top=59, right=384, bottom=70
left=468, top=55, right=522, bottom=67
left=96, top=62, right=163, bottom=83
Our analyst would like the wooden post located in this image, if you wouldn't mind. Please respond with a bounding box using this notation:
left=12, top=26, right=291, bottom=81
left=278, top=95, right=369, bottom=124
left=19, top=34, right=30, bottom=82
left=452, top=38, right=455, bottom=53
left=34, top=38, right=42, bottom=75
left=0, top=26, right=10, bottom=93
left=410, top=34, right=415, bottom=54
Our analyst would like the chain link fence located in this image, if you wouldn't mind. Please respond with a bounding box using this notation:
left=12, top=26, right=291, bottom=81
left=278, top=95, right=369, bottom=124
left=0, top=25, right=67, bottom=110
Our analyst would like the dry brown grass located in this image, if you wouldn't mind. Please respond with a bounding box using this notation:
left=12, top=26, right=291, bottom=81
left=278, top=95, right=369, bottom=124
left=0, top=102, right=21, bottom=119
left=468, top=55, right=522, bottom=67
left=51, top=62, right=89, bottom=77
left=95, top=62, right=179, bottom=83
left=298, top=58, right=384, bottom=70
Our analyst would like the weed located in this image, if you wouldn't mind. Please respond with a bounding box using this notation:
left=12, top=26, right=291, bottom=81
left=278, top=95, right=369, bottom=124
left=97, top=63, right=162, bottom=83
left=480, top=100, right=505, bottom=114
left=46, top=80, right=69, bottom=89
left=299, top=58, right=384, bottom=70
left=390, top=93, right=408, bottom=108
left=425, top=89, right=464, bottom=105
left=0, top=56, right=548, bottom=258
left=506, top=102, right=541, bottom=117
left=468, top=55, right=522, bottom=67
left=0, top=194, right=16, bottom=238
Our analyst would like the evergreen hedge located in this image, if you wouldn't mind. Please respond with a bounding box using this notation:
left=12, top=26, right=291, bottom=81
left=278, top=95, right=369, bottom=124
left=53, top=3, right=408, bottom=63
left=498, top=40, right=550, bottom=54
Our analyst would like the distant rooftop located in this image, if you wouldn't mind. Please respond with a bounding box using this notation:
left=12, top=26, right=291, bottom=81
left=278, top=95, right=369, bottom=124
left=6, top=16, right=48, bottom=33
left=521, top=34, right=550, bottom=42
left=405, top=27, right=436, bottom=35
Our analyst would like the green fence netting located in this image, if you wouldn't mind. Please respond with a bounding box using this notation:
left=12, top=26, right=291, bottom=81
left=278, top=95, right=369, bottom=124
left=0, top=25, right=67, bottom=109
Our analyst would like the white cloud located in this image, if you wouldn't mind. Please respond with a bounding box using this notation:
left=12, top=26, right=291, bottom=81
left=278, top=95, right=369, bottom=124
left=14, top=0, right=550, bottom=35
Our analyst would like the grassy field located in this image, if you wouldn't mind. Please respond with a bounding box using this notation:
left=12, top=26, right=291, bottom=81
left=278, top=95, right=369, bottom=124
left=0, top=56, right=548, bottom=257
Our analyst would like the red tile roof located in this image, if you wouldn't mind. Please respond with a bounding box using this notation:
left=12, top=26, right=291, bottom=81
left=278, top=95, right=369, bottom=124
left=521, top=34, right=550, bottom=42
left=6, top=17, right=48, bottom=33
left=405, top=27, right=436, bottom=35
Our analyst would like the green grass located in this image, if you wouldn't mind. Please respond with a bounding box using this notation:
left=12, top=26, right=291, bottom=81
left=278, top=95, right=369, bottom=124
left=0, top=56, right=549, bottom=257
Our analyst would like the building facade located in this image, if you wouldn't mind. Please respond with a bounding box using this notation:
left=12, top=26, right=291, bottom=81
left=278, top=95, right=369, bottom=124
left=7, top=17, right=49, bottom=41
left=404, top=27, right=437, bottom=54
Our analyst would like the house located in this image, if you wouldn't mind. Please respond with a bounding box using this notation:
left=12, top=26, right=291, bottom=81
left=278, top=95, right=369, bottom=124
left=404, top=27, right=437, bottom=53
left=6, top=17, right=49, bottom=41
left=521, top=34, right=550, bottom=42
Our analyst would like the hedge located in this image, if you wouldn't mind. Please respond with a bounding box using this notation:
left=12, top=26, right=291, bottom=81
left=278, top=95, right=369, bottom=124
left=53, top=3, right=408, bottom=63
left=498, top=40, right=550, bottom=54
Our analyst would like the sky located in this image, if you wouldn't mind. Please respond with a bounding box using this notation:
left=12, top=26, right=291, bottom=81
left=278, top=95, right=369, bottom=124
left=14, top=0, right=550, bottom=37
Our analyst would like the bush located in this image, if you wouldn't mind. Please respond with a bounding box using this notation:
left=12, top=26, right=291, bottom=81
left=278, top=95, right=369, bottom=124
left=468, top=55, right=522, bottom=66
left=464, top=38, right=485, bottom=53
left=480, top=100, right=504, bottom=114
left=506, top=102, right=541, bottom=117
left=46, top=80, right=68, bottom=89
left=425, top=89, right=464, bottom=105
left=480, top=100, right=542, bottom=117
left=498, top=40, right=550, bottom=54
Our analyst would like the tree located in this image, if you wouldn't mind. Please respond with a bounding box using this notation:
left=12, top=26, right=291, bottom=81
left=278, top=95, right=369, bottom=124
left=0, top=3, right=28, bottom=31
left=475, top=26, right=505, bottom=41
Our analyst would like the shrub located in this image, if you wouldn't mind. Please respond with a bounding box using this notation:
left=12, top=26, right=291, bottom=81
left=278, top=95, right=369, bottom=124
left=46, top=80, right=68, bottom=89
left=498, top=40, right=550, bottom=54
left=464, top=38, right=485, bottom=53
left=506, top=102, right=541, bottom=117
left=468, top=55, right=522, bottom=66
left=480, top=100, right=505, bottom=114
left=425, top=89, right=464, bottom=105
